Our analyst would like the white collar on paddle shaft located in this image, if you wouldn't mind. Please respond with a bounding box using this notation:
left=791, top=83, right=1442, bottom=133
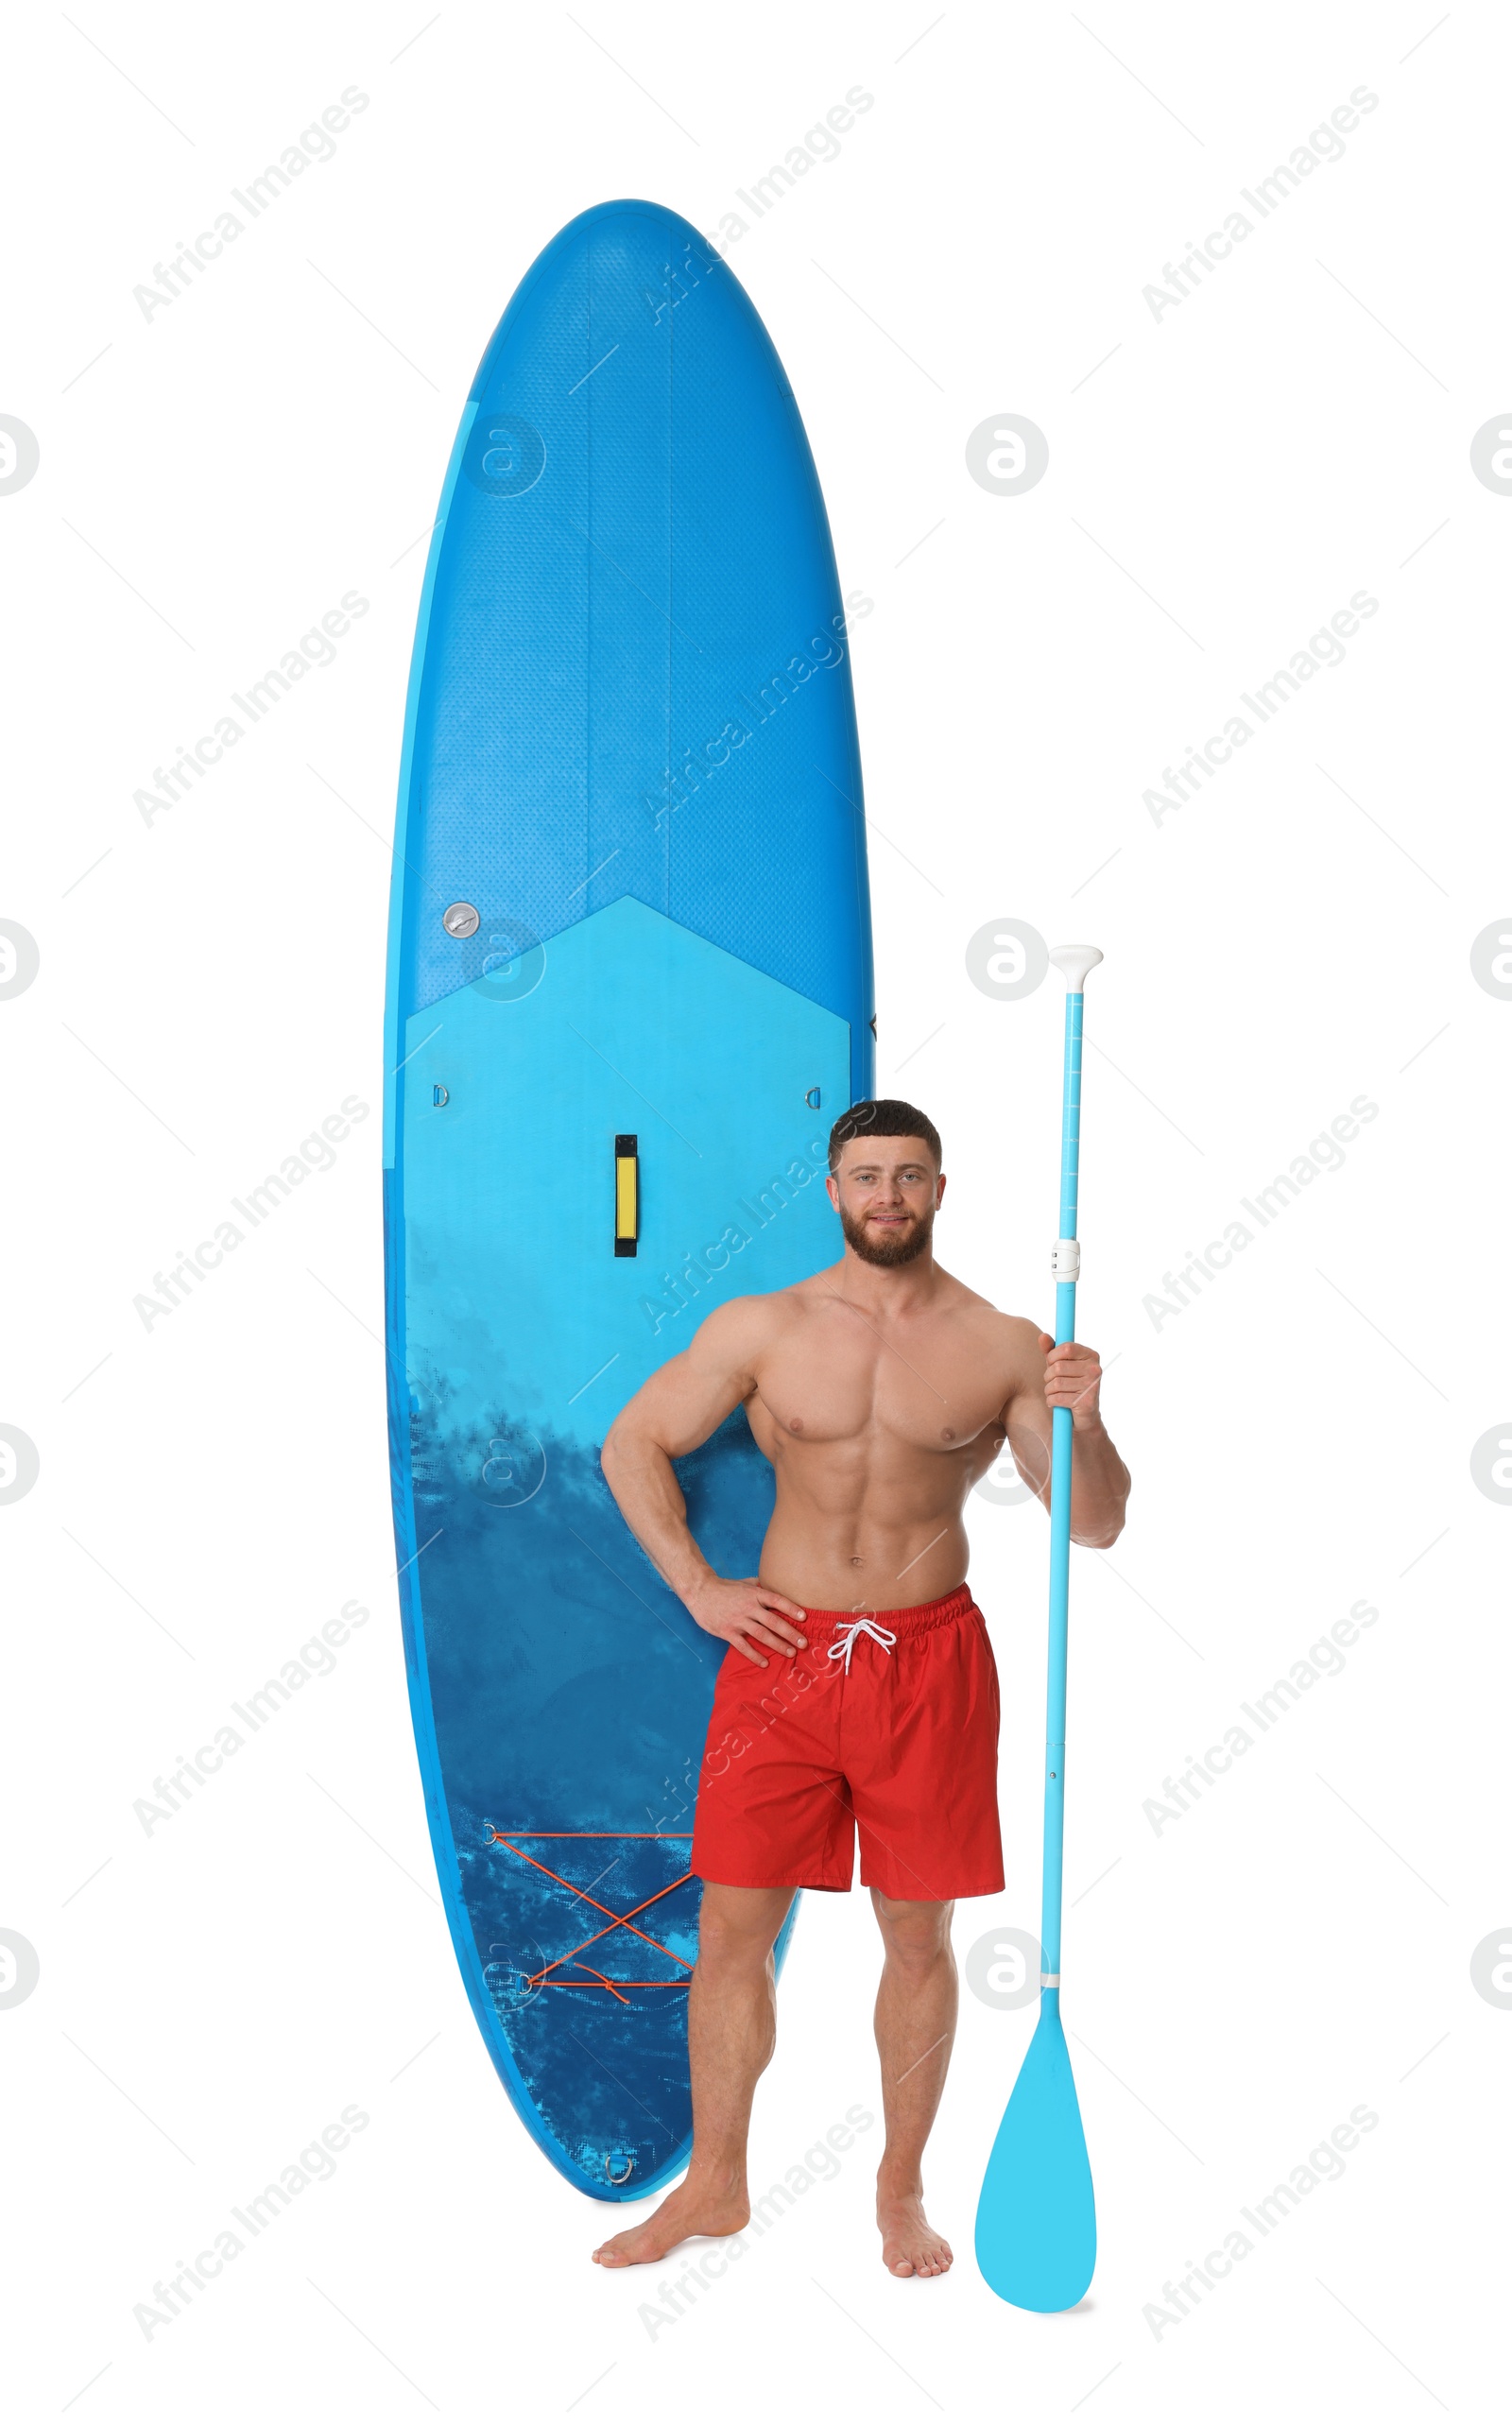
left=826, top=1618, right=899, bottom=1673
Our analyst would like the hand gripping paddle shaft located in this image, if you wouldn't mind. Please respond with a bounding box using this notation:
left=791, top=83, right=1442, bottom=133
left=975, top=943, right=1102, bottom=2312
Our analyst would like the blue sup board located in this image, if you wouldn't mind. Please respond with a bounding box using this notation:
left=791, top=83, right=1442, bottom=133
left=384, top=201, right=874, bottom=2201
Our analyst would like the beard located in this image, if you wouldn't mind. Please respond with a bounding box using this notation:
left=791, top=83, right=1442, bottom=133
left=839, top=1202, right=934, bottom=1267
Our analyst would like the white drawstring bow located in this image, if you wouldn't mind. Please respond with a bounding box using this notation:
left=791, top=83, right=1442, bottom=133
left=826, top=1617, right=899, bottom=1675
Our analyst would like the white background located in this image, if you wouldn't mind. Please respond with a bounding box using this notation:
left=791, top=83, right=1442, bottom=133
left=4, top=3, right=1506, bottom=2418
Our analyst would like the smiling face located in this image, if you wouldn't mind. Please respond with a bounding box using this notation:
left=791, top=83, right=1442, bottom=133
left=827, top=1135, right=945, bottom=1268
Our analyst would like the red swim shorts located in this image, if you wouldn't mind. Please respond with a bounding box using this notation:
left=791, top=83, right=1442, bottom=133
left=691, top=1583, right=1004, bottom=1901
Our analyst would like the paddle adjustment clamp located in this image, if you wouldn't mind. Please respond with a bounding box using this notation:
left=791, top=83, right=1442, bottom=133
left=1040, top=1972, right=1060, bottom=1987
left=1052, top=1238, right=1080, bottom=1280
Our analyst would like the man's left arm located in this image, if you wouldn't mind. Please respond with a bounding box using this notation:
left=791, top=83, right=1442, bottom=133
left=1001, top=1327, right=1130, bottom=1548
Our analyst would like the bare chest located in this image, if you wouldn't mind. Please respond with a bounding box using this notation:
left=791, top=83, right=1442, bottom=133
left=751, top=1310, right=1008, bottom=1455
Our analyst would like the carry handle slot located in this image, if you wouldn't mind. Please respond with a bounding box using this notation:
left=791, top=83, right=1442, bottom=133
left=614, top=1134, right=639, bottom=1256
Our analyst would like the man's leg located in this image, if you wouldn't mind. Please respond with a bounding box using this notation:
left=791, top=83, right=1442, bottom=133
left=593, top=1883, right=793, bottom=2266
left=870, top=1890, right=957, bottom=2278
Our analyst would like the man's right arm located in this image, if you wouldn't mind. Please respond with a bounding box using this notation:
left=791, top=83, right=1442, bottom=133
left=600, top=1298, right=809, bottom=1667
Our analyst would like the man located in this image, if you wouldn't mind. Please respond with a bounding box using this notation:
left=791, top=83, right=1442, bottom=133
left=593, top=1100, right=1129, bottom=2279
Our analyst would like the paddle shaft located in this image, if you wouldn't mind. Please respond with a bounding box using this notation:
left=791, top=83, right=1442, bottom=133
left=1040, top=983, right=1085, bottom=2007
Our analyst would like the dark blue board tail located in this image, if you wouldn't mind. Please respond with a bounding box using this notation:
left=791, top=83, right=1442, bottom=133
left=384, top=201, right=873, bottom=2200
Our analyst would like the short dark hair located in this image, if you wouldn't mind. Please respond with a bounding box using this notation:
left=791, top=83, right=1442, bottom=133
left=828, top=1098, right=942, bottom=1172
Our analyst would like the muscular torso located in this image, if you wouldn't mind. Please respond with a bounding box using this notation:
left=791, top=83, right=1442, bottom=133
left=739, top=1265, right=1043, bottom=1610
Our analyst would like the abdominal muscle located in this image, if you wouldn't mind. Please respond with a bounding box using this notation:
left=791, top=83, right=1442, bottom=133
left=746, top=1417, right=988, bottom=1614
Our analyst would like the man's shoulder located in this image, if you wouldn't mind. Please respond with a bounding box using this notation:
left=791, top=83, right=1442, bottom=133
left=933, top=1266, right=1040, bottom=1342
left=932, top=1280, right=1045, bottom=1390
left=687, top=1281, right=815, bottom=1357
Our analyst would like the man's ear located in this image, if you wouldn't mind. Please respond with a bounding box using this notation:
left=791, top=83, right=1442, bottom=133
left=825, top=1173, right=840, bottom=1210
left=936, top=1173, right=947, bottom=1207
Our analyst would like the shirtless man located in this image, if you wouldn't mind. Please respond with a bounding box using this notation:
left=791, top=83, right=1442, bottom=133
left=593, top=1098, right=1129, bottom=2280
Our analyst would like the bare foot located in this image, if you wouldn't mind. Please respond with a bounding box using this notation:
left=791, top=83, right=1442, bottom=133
left=878, top=2188, right=954, bottom=2279
left=593, top=2176, right=748, bottom=2268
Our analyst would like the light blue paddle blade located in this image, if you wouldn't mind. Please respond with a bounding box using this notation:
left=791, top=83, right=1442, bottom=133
left=975, top=2003, right=1096, bottom=2311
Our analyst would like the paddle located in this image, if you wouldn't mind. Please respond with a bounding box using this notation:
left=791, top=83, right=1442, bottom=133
left=975, top=942, right=1103, bottom=2311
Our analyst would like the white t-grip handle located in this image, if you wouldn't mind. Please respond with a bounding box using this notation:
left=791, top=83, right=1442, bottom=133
left=1049, top=943, right=1103, bottom=993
